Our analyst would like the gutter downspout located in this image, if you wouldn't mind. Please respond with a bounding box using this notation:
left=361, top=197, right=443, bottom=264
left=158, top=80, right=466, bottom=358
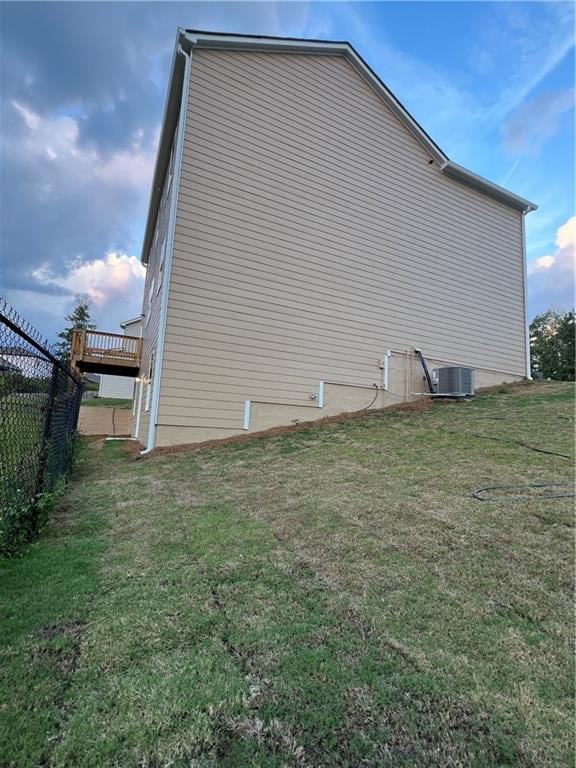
left=141, top=43, right=192, bottom=454
left=521, top=211, right=532, bottom=380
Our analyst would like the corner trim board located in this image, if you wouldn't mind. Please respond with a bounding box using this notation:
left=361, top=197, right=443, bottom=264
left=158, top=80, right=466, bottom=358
left=521, top=212, right=532, bottom=379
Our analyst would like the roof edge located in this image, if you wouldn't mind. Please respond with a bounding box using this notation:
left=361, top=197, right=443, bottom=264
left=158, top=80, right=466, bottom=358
left=441, top=161, right=537, bottom=213
left=183, top=30, right=448, bottom=167
left=140, top=29, right=188, bottom=265
left=140, top=29, right=537, bottom=265
left=120, top=315, right=143, bottom=328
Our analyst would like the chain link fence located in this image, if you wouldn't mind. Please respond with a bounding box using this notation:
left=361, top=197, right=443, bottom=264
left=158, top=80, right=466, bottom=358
left=0, top=299, right=83, bottom=554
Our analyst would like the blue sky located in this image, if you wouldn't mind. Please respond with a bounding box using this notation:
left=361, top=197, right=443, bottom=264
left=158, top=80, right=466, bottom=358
left=1, top=1, right=574, bottom=343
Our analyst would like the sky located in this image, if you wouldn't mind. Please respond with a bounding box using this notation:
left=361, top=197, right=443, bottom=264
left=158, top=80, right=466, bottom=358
left=0, top=1, right=574, bottom=344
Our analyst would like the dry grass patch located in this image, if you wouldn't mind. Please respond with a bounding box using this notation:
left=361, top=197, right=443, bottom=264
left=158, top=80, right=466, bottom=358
left=1, top=381, right=574, bottom=767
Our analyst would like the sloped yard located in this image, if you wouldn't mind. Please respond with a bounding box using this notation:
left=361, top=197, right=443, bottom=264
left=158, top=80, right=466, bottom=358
left=1, top=382, right=574, bottom=767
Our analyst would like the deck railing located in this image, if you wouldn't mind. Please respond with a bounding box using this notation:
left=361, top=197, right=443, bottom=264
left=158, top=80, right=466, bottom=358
left=71, top=330, right=142, bottom=373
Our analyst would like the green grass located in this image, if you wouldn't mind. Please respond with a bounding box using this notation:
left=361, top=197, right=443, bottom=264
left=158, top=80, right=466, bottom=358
left=1, top=381, right=574, bottom=766
left=81, top=397, right=133, bottom=409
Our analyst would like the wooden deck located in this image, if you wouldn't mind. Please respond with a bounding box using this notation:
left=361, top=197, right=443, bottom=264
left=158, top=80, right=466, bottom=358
left=71, top=330, right=142, bottom=377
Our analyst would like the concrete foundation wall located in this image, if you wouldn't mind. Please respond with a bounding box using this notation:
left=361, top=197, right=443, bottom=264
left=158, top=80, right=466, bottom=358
left=152, top=351, right=523, bottom=447
left=79, top=407, right=133, bottom=437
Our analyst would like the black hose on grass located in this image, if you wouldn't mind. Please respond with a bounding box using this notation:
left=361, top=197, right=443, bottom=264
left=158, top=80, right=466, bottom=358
left=440, top=428, right=572, bottom=460
left=473, top=483, right=575, bottom=502
left=437, top=415, right=574, bottom=502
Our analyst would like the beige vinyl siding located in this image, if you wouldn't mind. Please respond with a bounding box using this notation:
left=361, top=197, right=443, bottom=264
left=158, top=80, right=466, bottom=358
left=158, top=50, right=526, bottom=433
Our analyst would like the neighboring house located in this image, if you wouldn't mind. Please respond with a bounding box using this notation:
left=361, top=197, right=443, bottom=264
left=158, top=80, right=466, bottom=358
left=133, top=29, right=536, bottom=450
left=98, top=376, right=133, bottom=400
left=84, top=373, right=101, bottom=386
left=0, top=345, right=46, bottom=378
left=98, top=317, right=142, bottom=400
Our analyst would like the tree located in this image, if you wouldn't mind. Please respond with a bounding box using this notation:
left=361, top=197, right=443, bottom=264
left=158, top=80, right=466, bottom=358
left=55, top=295, right=96, bottom=363
left=530, top=309, right=575, bottom=381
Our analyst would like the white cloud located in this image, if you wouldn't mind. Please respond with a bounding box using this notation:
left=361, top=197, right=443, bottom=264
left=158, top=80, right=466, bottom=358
left=556, top=216, right=576, bottom=250
left=531, top=255, right=555, bottom=272
left=10, top=100, right=155, bottom=192
left=32, top=252, right=146, bottom=306
left=12, top=100, right=40, bottom=130
left=528, top=216, right=576, bottom=315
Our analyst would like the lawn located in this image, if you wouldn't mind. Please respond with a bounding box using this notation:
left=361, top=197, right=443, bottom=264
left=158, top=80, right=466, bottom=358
left=0, top=381, right=574, bottom=767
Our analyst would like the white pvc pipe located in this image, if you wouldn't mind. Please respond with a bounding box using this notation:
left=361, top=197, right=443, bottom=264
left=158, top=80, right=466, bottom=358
left=318, top=380, right=325, bottom=408
left=383, top=350, right=391, bottom=391
left=243, top=400, right=251, bottom=430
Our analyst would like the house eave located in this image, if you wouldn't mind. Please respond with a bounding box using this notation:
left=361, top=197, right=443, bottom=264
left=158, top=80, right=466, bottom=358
left=140, top=29, right=537, bottom=265
left=140, top=29, right=190, bottom=266
left=120, top=315, right=144, bottom=329
left=441, top=161, right=537, bottom=213
left=184, top=30, right=448, bottom=167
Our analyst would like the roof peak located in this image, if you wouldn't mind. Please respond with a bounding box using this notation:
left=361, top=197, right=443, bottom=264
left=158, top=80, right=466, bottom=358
left=140, top=28, right=536, bottom=265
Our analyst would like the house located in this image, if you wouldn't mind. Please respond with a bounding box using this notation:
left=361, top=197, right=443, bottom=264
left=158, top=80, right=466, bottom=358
left=0, top=345, right=46, bottom=378
left=132, top=29, right=536, bottom=450
left=97, top=317, right=142, bottom=400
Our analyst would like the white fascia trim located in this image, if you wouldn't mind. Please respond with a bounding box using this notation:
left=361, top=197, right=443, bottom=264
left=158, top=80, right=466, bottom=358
left=120, top=315, right=143, bottom=328
left=185, top=32, right=349, bottom=55
left=243, top=400, right=252, bottom=430
left=521, top=212, right=532, bottom=379
left=141, top=44, right=192, bottom=454
left=182, top=31, right=537, bottom=214
left=140, top=33, right=184, bottom=265
left=318, top=381, right=325, bottom=408
left=441, top=161, right=537, bottom=213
